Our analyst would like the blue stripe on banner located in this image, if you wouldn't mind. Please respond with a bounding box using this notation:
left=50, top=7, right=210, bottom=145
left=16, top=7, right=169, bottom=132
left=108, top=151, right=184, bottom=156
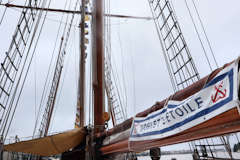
left=167, top=104, right=178, bottom=109
left=134, top=69, right=233, bottom=123
left=134, top=100, right=189, bottom=123
left=131, top=69, right=234, bottom=138
left=135, top=69, right=233, bottom=123
left=204, top=71, right=230, bottom=88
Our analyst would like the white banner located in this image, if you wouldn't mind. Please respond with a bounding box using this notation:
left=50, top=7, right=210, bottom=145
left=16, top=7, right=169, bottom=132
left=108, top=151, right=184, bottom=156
left=130, top=61, right=239, bottom=141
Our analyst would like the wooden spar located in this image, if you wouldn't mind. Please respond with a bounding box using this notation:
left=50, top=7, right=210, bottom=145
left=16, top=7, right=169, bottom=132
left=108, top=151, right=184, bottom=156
left=92, top=0, right=105, bottom=132
left=100, top=108, right=240, bottom=155
left=95, top=60, right=234, bottom=139
left=1, top=3, right=152, bottom=20
left=44, top=66, right=63, bottom=136
left=78, top=0, right=86, bottom=128
left=96, top=60, right=240, bottom=155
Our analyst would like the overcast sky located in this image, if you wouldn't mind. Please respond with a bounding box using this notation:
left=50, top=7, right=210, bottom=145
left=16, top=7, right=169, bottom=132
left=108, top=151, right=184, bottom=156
left=0, top=0, right=240, bottom=152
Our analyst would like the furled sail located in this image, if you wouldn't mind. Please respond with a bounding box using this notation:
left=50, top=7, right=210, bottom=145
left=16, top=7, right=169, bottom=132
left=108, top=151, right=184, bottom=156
left=4, top=128, right=85, bottom=156
left=100, top=58, right=240, bottom=154
left=130, top=60, right=239, bottom=142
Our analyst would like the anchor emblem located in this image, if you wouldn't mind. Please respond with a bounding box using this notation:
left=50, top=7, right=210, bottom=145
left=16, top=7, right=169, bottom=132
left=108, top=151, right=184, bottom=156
left=211, top=81, right=227, bottom=103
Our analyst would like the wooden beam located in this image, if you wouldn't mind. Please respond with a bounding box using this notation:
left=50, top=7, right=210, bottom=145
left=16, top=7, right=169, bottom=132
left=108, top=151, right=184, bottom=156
left=100, top=108, right=240, bottom=155
left=1, top=3, right=152, bottom=20
left=95, top=61, right=234, bottom=139
left=78, top=0, right=86, bottom=128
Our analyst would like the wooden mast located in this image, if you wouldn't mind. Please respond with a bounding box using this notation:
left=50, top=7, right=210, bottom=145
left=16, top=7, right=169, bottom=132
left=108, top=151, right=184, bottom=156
left=78, top=0, right=86, bottom=128
left=92, top=0, right=105, bottom=132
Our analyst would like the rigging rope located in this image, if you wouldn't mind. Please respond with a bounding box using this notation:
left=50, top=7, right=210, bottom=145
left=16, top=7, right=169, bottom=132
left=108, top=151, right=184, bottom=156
left=104, top=0, right=127, bottom=125
left=151, top=0, right=224, bottom=156
left=0, top=4, right=8, bottom=25
left=148, top=1, right=177, bottom=92
left=33, top=0, right=68, bottom=137
left=4, top=6, right=80, bottom=29
left=37, top=0, right=80, bottom=137
left=1, top=0, right=43, bottom=131
left=129, top=40, right=136, bottom=115
left=0, top=0, right=41, bottom=121
left=49, top=36, right=74, bottom=133
left=50, top=10, right=82, bottom=131
left=183, top=1, right=233, bottom=158
left=0, top=0, right=16, bottom=25
left=34, top=33, right=37, bottom=123
left=73, top=20, right=78, bottom=92
left=190, top=0, right=219, bottom=68
left=117, top=26, right=128, bottom=112
left=183, top=0, right=213, bottom=71
left=2, top=0, right=50, bottom=140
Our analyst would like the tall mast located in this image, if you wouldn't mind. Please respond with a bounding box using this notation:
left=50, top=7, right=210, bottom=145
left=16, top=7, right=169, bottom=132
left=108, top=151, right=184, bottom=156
left=78, top=0, right=87, bottom=128
left=92, top=0, right=105, bottom=132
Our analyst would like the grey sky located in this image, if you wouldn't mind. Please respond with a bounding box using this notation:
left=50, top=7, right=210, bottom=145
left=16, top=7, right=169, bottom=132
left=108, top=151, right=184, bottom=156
left=0, top=0, right=239, bottom=152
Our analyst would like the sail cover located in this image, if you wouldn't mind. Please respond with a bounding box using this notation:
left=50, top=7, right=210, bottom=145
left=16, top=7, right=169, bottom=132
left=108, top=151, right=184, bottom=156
left=4, top=128, right=85, bottom=156
left=130, top=59, right=240, bottom=142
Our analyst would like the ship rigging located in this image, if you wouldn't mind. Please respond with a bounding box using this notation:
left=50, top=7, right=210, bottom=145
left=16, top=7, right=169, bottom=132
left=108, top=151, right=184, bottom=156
left=0, top=0, right=239, bottom=160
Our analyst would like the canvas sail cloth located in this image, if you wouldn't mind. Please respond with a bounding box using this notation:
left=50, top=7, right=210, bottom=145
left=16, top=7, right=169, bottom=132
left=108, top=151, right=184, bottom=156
left=129, top=60, right=240, bottom=149
left=4, top=128, right=85, bottom=156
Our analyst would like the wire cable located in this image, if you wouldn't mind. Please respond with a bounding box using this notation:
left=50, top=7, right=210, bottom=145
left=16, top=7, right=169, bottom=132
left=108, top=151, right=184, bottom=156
left=33, top=0, right=69, bottom=136
left=1, top=0, right=48, bottom=135
left=117, top=26, right=128, bottom=112
left=37, top=0, right=80, bottom=136
left=190, top=0, right=219, bottom=68
left=50, top=10, right=81, bottom=131
left=0, top=5, right=7, bottom=25
left=49, top=38, right=73, bottom=133
left=184, top=1, right=233, bottom=156
left=3, top=0, right=50, bottom=140
left=184, top=0, right=213, bottom=71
